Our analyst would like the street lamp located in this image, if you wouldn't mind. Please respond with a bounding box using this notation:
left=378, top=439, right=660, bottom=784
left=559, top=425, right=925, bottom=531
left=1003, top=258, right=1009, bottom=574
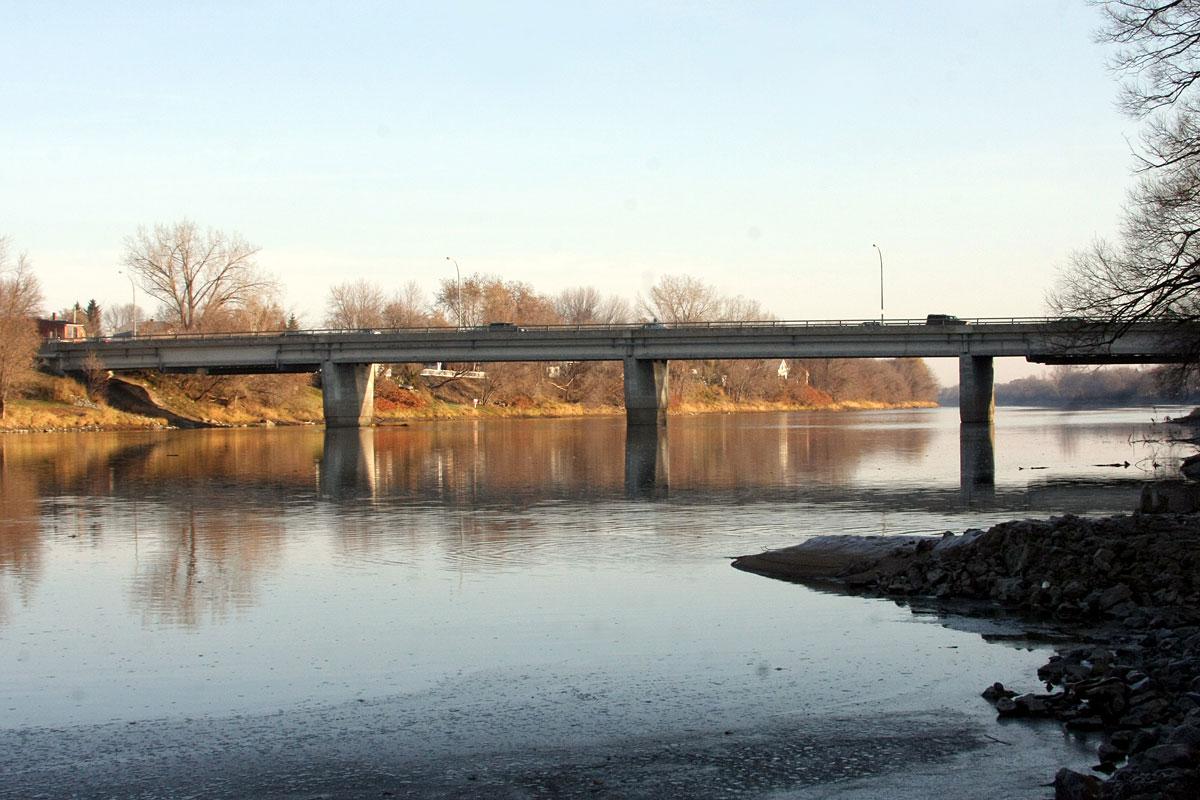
left=445, top=256, right=463, bottom=327
left=871, top=244, right=884, bottom=323
left=118, top=269, right=137, bottom=336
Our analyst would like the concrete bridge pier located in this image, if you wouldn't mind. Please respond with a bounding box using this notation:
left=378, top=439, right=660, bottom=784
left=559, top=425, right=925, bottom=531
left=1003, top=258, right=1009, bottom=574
left=958, top=355, right=995, bottom=424
left=623, top=358, right=669, bottom=427
left=321, top=361, right=376, bottom=428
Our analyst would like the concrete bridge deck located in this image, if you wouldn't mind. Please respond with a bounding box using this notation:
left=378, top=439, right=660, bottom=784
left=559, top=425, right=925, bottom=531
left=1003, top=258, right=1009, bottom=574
left=38, top=317, right=1194, bottom=427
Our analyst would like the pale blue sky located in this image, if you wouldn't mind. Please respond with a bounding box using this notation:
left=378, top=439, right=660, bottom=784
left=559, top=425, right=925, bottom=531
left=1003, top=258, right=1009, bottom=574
left=1, top=1, right=1136, bottom=381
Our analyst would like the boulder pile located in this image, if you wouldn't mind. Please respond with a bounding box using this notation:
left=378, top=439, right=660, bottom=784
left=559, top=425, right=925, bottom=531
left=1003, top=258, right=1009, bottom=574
left=733, top=513, right=1200, bottom=799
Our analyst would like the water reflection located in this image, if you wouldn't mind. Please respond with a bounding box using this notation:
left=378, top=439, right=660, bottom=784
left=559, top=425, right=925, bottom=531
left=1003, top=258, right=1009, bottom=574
left=0, top=409, right=1192, bottom=632
left=0, top=440, right=41, bottom=625
left=625, top=426, right=669, bottom=498
left=318, top=429, right=377, bottom=500
left=959, top=423, right=996, bottom=506
left=130, top=507, right=286, bottom=627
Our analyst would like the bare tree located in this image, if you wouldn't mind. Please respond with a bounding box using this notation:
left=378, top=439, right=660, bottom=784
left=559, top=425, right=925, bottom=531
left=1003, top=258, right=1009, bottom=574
left=0, top=239, right=43, bottom=420
left=103, top=302, right=143, bottom=336
left=1054, top=3, right=1200, bottom=345
left=382, top=280, right=430, bottom=328
left=434, top=274, right=558, bottom=327
left=555, top=287, right=631, bottom=325
left=325, top=280, right=386, bottom=329
left=122, top=220, right=272, bottom=331
left=639, top=275, right=722, bottom=323
left=639, top=274, right=769, bottom=324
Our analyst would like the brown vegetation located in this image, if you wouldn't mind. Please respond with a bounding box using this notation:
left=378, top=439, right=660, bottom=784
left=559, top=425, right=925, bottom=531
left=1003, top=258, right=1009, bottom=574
left=0, top=238, right=43, bottom=420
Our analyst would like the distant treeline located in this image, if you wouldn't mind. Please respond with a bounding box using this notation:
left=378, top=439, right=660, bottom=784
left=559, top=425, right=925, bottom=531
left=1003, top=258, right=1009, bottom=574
left=938, top=366, right=1199, bottom=407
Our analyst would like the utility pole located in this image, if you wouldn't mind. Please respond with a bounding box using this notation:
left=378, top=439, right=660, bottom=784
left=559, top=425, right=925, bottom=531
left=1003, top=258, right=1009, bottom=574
left=872, top=244, right=884, bottom=322
left=446, top=256, right=463, bottom=327
left=118, top=269, right=138, bottom=336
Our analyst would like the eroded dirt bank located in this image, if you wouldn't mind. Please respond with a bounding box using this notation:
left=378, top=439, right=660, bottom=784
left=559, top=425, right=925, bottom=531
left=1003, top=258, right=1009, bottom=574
left=734, top=512, right=1200, bottom=799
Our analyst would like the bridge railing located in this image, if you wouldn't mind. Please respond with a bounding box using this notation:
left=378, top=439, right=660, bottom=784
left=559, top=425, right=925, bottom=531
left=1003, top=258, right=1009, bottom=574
left=39, top=316, right=1127, bottom=348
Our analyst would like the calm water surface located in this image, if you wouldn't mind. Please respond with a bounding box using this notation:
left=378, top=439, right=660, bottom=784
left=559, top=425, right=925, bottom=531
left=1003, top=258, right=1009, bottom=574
left=0, top=406, right=1191, bottom=796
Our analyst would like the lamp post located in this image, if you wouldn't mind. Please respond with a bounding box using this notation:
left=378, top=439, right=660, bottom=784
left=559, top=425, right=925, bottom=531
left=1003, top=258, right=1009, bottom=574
left=118, top=269, right=137, bottom=337
left=871, top=244, right=884, bottom=322
left=445, top=256, right=463, bottom=327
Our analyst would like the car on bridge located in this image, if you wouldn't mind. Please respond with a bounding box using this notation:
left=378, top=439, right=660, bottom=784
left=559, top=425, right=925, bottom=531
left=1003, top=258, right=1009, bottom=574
left=925, top=314, right=963, bottom=326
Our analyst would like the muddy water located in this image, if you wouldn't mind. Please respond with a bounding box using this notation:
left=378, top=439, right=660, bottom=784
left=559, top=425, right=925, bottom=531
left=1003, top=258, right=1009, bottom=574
left=0, top=407, right=1191, bottom=797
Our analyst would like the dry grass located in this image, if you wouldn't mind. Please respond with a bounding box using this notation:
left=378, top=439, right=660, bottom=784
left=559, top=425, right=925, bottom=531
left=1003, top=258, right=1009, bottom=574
left=124, top=375, right=325, bottom=426
left=1, top=399, right=167, bottom=431
left=1, top=371, right=938, bottom=433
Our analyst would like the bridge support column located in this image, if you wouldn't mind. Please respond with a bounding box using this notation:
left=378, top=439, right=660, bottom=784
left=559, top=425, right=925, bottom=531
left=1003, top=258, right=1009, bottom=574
left=321, top=362, right=375, bottom=428
left=623, top=358, right=669, bottom=427
left=958, top=355, right=994, bottom=424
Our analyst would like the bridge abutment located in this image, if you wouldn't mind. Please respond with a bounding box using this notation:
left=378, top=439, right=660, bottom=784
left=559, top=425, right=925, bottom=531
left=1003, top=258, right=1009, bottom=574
left=958, top=355, right=994, bottom=424
left=321, top=362, right=376, bottom=428
left=624, top=358, right=669, bottom=427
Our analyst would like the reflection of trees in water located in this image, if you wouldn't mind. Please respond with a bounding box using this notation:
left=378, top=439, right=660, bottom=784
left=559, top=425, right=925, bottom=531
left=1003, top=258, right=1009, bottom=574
left=0, top=418, right=937, bottom=623
left=367, top=422, right=626, bottom=504
left=668, top=414, right=932, bottom=490
left=353, top=415, right=933, bottom=505
left=130, top=507, right=285, bottom=628
left=0, top=440, right=42, bottom=625
left=0, top=431, right=309, bottom=629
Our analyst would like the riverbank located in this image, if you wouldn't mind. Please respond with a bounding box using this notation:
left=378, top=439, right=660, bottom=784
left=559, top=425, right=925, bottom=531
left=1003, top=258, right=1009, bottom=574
left=733, top=513, right=1200, bottom=799
left=0, top=372, right=936, bottom=433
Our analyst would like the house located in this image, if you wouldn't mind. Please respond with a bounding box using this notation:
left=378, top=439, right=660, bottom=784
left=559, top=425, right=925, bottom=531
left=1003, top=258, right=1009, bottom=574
left=37, top=313, right=87, bottom=340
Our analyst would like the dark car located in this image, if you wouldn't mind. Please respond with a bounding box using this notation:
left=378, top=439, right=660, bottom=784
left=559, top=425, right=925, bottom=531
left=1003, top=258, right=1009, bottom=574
left=487, top=322, right=518, bottom=330
left=925, top=314, right=962, bottom=326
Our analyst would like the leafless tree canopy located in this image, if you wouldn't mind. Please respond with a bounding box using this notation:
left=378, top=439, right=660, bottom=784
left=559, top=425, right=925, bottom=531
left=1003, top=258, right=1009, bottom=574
left=434, top=274, right=558, bottom=327
left=1053, top=2, right=1200, bottom=337
left=1098, top=0, right=1200, bottom=118
left=554, top=287, right=631, bottom=325
left=326, top=280, right=386, bottom=329
left=326, top=280, right=431, bottom=330
left=121, top=220, right=273, bottom=332
left=103, top=302, right=143, bottom=336
left=640, top=274, right=768, bottom=323
left=0, top=238, right=43, bottom=419
left=382, top=281, right=430, bottom=328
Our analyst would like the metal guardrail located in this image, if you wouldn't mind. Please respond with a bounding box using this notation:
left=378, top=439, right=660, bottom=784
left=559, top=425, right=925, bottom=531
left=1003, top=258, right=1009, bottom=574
left=40, top=316, right=1131, bottom=348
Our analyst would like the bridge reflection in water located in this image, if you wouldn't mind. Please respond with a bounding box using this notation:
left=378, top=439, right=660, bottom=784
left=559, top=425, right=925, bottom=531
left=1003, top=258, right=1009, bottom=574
left=624, top=426, right=669, bottom=499
left=959, top=424, right=996, bottom=505
left=318, top=429, right=377, bottom=500
left=0, top=410, right=1173, bottom=631
left=314, top=417, right=1001, bottom=506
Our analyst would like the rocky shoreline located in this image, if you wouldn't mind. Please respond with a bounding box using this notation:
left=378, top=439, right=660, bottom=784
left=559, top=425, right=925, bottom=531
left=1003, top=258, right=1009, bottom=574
left=733, top=511, right=1200, bottom=799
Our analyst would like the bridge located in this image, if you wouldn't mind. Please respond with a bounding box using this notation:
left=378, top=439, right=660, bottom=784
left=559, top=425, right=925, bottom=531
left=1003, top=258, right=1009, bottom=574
left=38, top=317, right=1192, bottom=428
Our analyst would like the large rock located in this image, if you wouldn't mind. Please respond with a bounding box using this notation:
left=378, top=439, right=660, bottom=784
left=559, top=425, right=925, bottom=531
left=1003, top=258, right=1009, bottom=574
left=731, top=535, right=928, bottom=581
left=1181, top=453, right=1200, bottom=482
left=1053, top=768, right=1101, bottom=800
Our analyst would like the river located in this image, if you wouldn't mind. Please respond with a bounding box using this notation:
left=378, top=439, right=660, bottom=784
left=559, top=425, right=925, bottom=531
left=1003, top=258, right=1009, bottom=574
left=0, top=406, right=1192, bottom=798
